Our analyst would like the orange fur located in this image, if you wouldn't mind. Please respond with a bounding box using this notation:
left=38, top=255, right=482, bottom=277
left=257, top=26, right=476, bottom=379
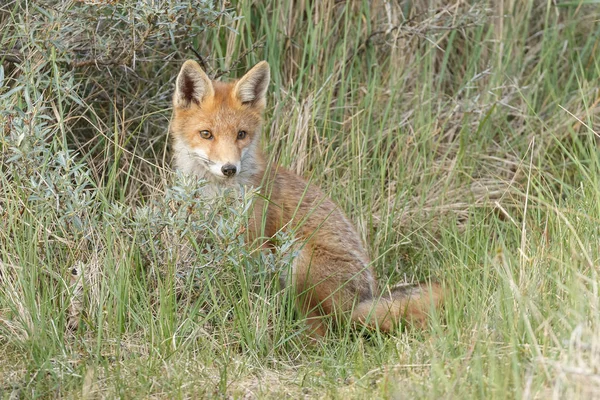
left=170, top=60, right=443, bottom=337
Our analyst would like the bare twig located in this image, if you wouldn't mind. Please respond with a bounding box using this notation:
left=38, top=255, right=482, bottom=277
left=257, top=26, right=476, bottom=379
left=212, top=42, right=265, bottom=80
left=189, top=46, right=210, bottom=73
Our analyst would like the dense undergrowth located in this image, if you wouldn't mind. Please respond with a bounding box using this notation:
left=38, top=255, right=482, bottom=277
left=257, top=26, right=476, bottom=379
left=1, top=0, right=600, bottom=398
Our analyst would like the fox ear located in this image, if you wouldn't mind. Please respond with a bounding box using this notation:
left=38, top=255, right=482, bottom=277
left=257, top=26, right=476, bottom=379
left=234, top=61, right=270, bottom=107
left=174, top=60, right=214, bottom=108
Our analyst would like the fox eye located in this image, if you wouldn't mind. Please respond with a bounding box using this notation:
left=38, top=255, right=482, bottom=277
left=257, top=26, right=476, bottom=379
left=199, top=130, right=213, bottom=140
left=237, top=130, right=247, bottom=140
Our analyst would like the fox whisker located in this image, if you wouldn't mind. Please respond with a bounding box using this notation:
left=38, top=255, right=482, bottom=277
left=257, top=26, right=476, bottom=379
left=189, top=152, right=213, bottom=165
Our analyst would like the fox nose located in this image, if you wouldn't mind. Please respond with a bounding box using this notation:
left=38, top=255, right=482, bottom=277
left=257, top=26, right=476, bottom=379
left=221, top=164, right=237, bottom=177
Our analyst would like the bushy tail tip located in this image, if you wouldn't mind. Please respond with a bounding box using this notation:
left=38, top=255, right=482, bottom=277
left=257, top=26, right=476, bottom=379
left=351, top=282, right=443, bottom=332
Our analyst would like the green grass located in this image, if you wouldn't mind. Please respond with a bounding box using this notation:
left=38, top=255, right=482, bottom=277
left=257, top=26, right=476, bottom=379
left=2, top=0, right=600, bottom=398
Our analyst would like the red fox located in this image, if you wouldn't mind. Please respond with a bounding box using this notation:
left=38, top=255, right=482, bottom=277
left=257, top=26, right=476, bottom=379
left=170, top=60, right=443, bottom=337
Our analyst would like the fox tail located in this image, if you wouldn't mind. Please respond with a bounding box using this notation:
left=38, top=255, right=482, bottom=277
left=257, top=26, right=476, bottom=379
left=351, top=282, right=443, bottom=331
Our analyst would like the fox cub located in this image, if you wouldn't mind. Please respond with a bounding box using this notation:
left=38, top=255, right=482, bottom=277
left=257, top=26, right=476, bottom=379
left=170, top=60, right=442, bottom=337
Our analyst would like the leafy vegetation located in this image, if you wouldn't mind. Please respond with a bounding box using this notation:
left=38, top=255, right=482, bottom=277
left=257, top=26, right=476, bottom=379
left=1, top=0, right=600, bottom=398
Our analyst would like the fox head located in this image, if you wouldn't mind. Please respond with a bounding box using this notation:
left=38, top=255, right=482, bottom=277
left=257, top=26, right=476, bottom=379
left=170, top=60, right=270, bottom=183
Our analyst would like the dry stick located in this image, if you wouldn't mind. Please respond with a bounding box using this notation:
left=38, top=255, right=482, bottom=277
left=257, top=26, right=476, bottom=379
left=189, top=46, right=210, bottom=73
left=187, top=41, right=264, bottom=81
left=212, top=42, right=265, bottom=80
left=187, top=9, right=229, bottom=72
left=67, top=262, right=84, bottom=331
